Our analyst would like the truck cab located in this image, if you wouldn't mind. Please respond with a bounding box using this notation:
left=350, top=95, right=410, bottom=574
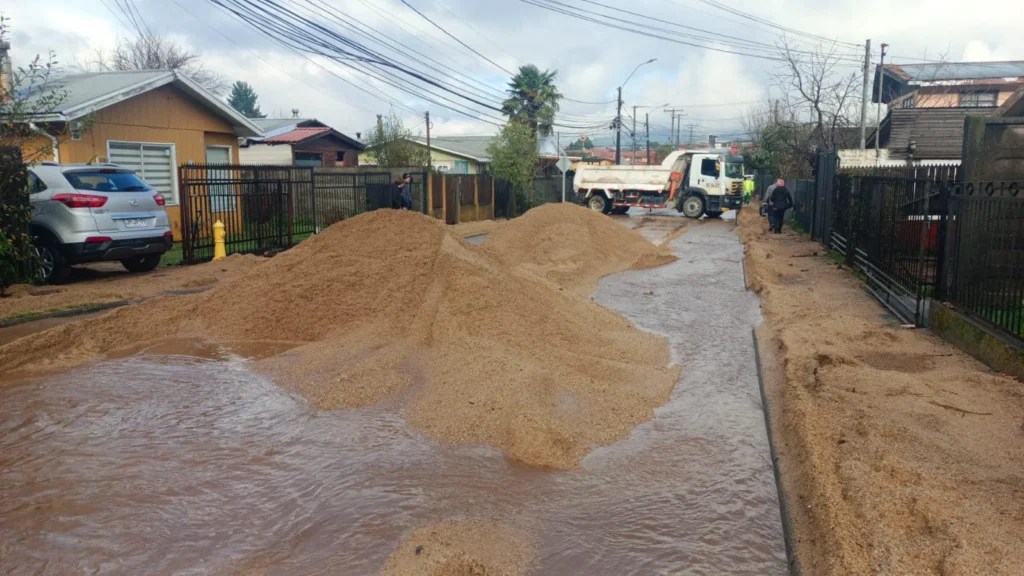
left=669, top=151, right=745, bottom=218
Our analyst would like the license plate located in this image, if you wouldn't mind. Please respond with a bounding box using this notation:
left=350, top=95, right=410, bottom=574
left=123, top=218, right=150, bottom=228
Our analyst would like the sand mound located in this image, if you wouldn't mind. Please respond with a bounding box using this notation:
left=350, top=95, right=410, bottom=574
left=482, top=203, right=676, bottom=293
left=380, top=521, right=531, bottom=576
left=1, top=209, right=678, bottom=469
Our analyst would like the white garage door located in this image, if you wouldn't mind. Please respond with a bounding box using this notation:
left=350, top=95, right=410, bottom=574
left=108, top=141, right=178, bottom=204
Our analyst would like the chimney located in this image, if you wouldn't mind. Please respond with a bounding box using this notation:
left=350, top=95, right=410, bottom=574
left=291, top=108, right=300, bottom=118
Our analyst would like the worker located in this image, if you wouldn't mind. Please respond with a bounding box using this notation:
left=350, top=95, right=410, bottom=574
left=742, top=175, right=754, bottom=204
left=398, top=173, right=414, bottom=210
left=765, top=179, right=793, bottom=234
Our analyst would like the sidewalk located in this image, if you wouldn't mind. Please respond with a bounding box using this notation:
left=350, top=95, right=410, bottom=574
left=738, top=205, right=1024, bottom=575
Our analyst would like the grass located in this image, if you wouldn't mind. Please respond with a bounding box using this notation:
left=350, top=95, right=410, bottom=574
left=828, top=249, right=868, bottom=282
left=789, top=218, right=808, bottom=235
left=163, top=227, right=316, bottom=267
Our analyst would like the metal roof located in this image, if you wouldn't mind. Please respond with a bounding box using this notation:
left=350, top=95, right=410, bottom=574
left=873, top=107, right=999, bottom=160
left=20, top=70, right=262, bottom=137
left=408, top=135, right=492, bottom=162
left=251, top=118, right=324, bottom=136
left=885, top=61, right=1024, bottom=83
left=262, top=126, right=331, bottom=143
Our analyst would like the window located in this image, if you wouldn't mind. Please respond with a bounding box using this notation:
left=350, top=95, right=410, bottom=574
left=899, top=96, right=916, bottom=109
left=960, top=91, right=998, bottom=108
left=107, top=141, right=177, bottom=203
left=295, top=152, right=323, bottom=167
left=724, top=163, right=744, bottom=179
left=700, top=158, right=720, bottom=178
left=335, top=150, right=345, bottom=163
left=205, top=146, right=234, bottom=213
left=27, top=172, right=48, bottom=194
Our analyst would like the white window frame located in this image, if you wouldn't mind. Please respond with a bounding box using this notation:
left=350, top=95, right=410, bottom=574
left=106, top=140, right=180, bottom=205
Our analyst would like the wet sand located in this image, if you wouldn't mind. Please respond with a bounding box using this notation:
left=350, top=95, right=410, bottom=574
left=739, top=204, right=1024, bottom=574
left=0, top=214, right=786, bottom=574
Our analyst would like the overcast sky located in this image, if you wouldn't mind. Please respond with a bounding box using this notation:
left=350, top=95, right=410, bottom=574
left=6, top=0, right=1024, bottom=144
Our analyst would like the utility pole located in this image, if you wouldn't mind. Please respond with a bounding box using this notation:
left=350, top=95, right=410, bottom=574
left=631, top=105, right=638, bottom=165
left=425, top=111, right=432, bottom=170
left=875, top=43, right=888, bottom=158
left=686, top=124, right=697, bottom=148
left=376, top=114, right=384, bottom=139
left=615, top=86, right=623, bottom=165
left=645, top=112, right=650, bottom=165
left=859, top=39, right=871, bottom=150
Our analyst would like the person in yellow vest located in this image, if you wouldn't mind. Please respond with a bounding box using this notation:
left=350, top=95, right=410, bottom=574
left=743, top=175, right=755, bottom=204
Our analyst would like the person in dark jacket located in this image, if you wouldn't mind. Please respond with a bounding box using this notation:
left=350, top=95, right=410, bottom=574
left=398, top=173, right=414, bottom=210
left=766, top=179, right=793, bottom=233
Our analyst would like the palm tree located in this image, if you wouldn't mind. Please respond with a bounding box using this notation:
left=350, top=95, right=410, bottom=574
left=501, top=65, right=562, bottom=137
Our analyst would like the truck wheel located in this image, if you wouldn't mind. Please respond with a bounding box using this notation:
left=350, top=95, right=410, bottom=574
left=35, top=241, right=71, bottom=285
left=587, top=194, right=610, bottom=214
left=681, top=195, right=705, bottom=219
left=122, top=255, right=162, bottom=273
left=705, top=211, right=723, bottom=219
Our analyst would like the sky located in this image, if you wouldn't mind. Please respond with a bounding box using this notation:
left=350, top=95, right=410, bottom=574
left=6, top=0, right=1024, bottom=145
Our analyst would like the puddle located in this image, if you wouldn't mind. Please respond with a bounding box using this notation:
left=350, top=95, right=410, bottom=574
left=464, top=233, right=488, bottom=245
left=0, top=221, right=784, bottom=574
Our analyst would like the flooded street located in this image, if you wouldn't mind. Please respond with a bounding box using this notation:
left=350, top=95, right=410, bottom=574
left=0, top=215, right=785, bottom=575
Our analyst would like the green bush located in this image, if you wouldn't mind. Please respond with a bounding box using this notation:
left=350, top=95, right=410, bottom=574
left=0, top=147, right=36, bottom=295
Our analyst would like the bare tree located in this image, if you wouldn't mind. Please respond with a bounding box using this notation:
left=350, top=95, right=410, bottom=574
left=774, top=37, right=862, bottom=151
left=91, top=34, right=226, bottom=95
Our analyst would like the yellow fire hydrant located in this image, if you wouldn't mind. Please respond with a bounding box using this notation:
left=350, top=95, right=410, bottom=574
left=213, top=220, right=226, bottom=261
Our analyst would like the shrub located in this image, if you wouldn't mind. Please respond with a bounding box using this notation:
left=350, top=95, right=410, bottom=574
left=0, top=147, right=36, bottom=295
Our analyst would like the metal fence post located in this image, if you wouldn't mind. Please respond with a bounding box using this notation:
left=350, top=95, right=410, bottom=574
left=933, top=181, right=950, bottom=300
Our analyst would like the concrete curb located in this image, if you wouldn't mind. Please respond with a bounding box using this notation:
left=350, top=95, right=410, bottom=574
left=752, top=327, right=802, bottom=576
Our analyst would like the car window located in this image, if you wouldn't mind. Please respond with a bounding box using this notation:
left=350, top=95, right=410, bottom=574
left=62, top=170, right=152, bottom=192
left=700, top=158, right=720, bottom=177
left=27, top=172, right=48, bottom=193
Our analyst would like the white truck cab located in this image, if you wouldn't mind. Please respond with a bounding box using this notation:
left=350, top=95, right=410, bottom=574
left=573, top=149, right=745, bottom=218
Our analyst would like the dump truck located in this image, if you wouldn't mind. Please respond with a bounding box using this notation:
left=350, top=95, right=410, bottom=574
left=573, top=150, right=745, bottom=218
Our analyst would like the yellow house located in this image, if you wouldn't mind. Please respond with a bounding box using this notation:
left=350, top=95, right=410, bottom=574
left=21, top=70, right=262, bottom=240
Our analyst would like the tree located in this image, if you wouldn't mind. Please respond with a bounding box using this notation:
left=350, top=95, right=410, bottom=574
left=487, top=120, right=538, bottom=206
left=365, top=113, right=429, bottom=168
left=566, top=136, right=594, bottom=151
left=91, top=34, right=226, bottom=95
left=227, top=81, right=266, bottom=118
left=501, top=65, right=562, bottom=137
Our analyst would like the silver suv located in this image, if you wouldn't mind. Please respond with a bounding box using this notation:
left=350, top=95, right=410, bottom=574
left=28, top=163, right=173, bottom=283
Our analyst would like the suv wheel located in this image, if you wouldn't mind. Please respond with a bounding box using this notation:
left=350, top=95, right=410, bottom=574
left=121, top=255, right=162, bottom=273
left=36, top=241, right=71, bottom=285
left=681, top=195, right=705, bottom=219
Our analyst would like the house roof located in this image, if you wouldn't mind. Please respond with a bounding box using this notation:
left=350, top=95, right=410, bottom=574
left=254, top=125, right=365, bottom=149
left=870, top=107, right=999, bottom=160
left=998, top=87, right=1024, bottom=117
left=20, top=70, right=262, bottom=137
left=251, top=118, right=326, bottom=138
left=875, top=61, right=1024, bottom=104
left=409, top=135, right=492, bottom=162
left=263, top=126, right=331, bottom=143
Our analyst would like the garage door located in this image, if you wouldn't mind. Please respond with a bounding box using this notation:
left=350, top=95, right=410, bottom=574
left=108, top=142, right=177, bottom=204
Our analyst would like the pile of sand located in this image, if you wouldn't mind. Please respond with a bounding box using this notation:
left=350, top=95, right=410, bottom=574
left=738, top=204, right=1024, bottom=574
left=1, top=209, right=679, bottom=469
left=380, top=521, right=531, bottom=576
left=482, top=204, right=676, bottom=293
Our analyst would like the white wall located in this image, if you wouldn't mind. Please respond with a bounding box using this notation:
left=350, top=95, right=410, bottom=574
left=239, top=143, right=293, bottom=165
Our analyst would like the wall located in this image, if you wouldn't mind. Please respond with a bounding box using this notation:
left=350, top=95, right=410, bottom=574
left=961, top=115, right=1024, bottom=182
left=239, top=143, right=293, bottom=165
left=911, top=87, right=1020, bottom=109
left=50, top=85, right=240, bottom=241
left=930, top=305, right=1024, bottom=382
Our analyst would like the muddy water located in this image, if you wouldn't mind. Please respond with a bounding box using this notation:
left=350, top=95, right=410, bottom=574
left=0, top=216, right=785, bottom=575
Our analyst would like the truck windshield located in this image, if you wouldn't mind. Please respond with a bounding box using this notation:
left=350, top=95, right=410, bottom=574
left=63, top=170, right=152, bottom=192
left=725, top=163, right=744, bottom=179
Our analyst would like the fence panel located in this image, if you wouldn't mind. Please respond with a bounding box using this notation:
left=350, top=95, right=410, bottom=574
left=791, top=180, right=814, bottom=232
left=495, top=178, right=513, bottom=219
left=942, top=182, right=1024, bottom=340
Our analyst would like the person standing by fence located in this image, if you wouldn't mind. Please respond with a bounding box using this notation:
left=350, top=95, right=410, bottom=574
left=399, top=173, right=414, bottom=210
left=766, top=179, right=793, bottom=234
left=743, top=175, right=754, bottom=204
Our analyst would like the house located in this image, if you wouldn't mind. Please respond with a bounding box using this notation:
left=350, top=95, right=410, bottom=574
left=865, top=61, right=1024, bottom=162
left=18, top=69, right=262, bottom=240
left=240, top=118, right=364, bottom=167
left=373, top=134, right=572, bottom=174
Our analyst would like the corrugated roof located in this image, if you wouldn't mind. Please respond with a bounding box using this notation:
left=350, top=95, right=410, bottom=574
left=885, top=61, right=1024, bottom=83
left=19, top=70, right=262, bottom=137
left=409, top=135, right=492, bottom=162
left=262, top=126, right=331, bottom=143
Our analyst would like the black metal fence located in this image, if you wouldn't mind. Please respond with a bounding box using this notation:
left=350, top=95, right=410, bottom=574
left=789, top=151, right=1024, bottom=341
left=179, top=165, right=427, bottom=263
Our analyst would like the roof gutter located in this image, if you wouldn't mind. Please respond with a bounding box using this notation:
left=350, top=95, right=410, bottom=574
left=29, top=122, right=59, bottom=163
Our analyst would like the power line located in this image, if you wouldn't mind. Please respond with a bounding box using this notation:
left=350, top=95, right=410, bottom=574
left=399, top=0, right=513, bottom=75
left=693, top=0, right=863, bottom=49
